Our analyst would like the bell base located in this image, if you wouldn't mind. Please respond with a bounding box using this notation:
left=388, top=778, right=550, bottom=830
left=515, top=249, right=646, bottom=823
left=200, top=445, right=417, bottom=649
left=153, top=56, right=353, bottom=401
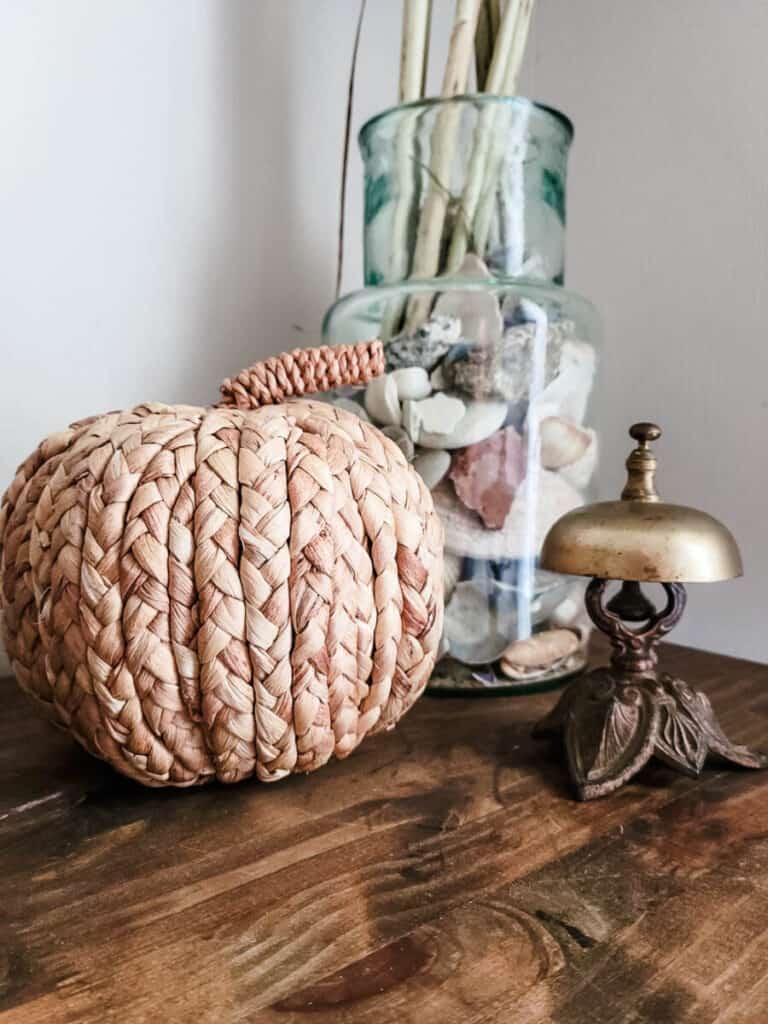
left=534, top=666, right=768, bottom=801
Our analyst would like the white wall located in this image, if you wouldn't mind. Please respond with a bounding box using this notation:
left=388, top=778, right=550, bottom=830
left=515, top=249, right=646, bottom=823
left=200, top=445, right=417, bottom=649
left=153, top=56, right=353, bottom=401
left=1, top=0, right=765, bottom=665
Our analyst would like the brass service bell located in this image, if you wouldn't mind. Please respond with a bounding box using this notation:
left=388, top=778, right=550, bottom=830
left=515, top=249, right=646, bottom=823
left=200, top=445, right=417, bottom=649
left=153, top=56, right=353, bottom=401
left=534, top=422, right=766, bottom=800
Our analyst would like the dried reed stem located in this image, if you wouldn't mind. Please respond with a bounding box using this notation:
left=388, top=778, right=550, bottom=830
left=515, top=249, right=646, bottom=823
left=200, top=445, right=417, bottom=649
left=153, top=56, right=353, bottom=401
left=381, top=0, right=434, bottom=339
left=474, top=0, right=494, bottom=90
left=399, top=0, right=432, bottom=102
left=505, top=0, right=534, bottom=94
left=405, top=0, right=481, bottom=331
left=446, top=0, right=523, bottom=271
left=472, top=0, right=536, bottom=259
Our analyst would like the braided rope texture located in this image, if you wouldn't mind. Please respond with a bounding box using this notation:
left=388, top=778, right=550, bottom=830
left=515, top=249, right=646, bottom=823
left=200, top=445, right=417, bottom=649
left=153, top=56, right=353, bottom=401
left=219, top=341, right=385, bottom=409
left=0, top=344, right=442, bottom=787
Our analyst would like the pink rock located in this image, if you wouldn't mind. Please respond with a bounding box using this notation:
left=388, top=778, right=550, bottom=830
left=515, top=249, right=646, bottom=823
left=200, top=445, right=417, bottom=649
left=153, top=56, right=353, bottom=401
left=448, top=426, right=526, bottom=529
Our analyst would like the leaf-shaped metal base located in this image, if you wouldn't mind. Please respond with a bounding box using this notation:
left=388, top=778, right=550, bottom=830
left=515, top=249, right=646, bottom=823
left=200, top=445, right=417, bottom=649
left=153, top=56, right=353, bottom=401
left=534, top=578, right=766, bottom=800
left=535, top=668, right=768, bottom=800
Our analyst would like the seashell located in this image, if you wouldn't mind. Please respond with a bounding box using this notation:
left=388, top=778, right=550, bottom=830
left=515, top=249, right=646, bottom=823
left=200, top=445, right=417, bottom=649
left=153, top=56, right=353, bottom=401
left=412, top=392, right=466, bottom=438
left=431, top=470, right=584, bottom=560
left=391, top=366, right=431, bottom=401
left=449, top=426, right=526, bottom=530
left=539, top=416, right=591, bottom=469
left=413, top=449, right=451, bottom=490
left=559, top=428, right=598, bottom=491
left=401, top=399, right=422, bottom=443
left=499, top=629, right=581, bottom=679
left=529, top=339, right=596, bottom=426
left=381, top=425, right=415, bottom=462
left=442, top=551, right=461, bottom=601
left=419, top=398, right=507, bottom=450
left=364, top=374, right=401, bottom=427
left=333, top=396, right=371, bottom=422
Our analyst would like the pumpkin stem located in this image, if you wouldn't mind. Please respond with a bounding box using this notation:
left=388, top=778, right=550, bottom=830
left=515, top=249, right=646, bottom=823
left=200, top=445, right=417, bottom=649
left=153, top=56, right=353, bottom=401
left=218, top=341, right=384, bottom=409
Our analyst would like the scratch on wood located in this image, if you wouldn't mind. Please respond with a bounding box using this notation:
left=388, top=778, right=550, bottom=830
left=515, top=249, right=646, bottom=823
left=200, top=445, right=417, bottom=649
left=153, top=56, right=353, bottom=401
left=535, top=908, right=598, bottom=949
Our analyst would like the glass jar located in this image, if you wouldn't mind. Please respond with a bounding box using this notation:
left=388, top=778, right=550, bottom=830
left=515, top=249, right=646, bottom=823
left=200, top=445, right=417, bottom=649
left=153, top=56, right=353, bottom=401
left=323, top=96, right=602, bottom=693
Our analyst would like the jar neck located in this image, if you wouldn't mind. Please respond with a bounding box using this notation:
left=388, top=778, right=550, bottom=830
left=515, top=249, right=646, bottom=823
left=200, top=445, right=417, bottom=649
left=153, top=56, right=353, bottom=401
left=359, top=96, right=571, bottom=289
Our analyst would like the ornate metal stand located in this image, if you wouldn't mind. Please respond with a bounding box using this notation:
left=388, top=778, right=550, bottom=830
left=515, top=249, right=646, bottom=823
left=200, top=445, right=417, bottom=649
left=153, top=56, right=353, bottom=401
left=534, top=578, right=767, bottom=801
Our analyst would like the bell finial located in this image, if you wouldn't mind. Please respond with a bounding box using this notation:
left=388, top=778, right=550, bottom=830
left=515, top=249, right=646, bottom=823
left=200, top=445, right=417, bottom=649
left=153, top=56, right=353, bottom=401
left=621, top=422, right=661, bottom=502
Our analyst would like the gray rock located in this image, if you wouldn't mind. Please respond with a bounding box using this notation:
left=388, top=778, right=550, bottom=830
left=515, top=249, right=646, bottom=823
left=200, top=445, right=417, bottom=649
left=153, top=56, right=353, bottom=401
left=381, top=425, right=415, bottom=462
left=364, top=374, right=401, bottom=426
left=444, top=572, right=569, bottom=666
left=333, top=396, right=371, bottom=422
left=413, top=449, right=451, bottom=490
left=384, top=314, right=460, bottom=371
left=443, top=320, right=578, bottom=402
left=391, top=366, right=431, bottom=400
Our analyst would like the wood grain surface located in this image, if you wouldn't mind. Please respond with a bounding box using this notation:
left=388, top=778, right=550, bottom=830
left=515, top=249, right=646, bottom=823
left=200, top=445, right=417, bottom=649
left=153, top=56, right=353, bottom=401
left=1, top=642, right=767, bottom=1023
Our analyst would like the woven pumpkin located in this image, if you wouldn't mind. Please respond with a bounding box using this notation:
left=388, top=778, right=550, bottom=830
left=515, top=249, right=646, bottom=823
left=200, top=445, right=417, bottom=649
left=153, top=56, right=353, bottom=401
left=0, top=342, right=443, bottom=787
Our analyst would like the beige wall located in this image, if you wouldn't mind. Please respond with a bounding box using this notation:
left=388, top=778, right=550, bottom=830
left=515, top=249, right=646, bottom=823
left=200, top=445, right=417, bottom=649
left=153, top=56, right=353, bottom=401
left=1, top=0, right=765, bottom=669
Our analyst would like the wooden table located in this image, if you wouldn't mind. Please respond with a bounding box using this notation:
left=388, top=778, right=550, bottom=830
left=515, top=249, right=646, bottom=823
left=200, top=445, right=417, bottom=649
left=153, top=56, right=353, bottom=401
left=2, top=643, right=767, bottom=1023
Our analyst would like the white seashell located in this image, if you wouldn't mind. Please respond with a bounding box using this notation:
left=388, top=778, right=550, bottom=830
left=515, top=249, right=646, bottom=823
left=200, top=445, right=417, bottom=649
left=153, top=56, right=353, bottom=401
left=431, top=471, right=584, bottom=560
left=419, top=398, right=507, bottom=450
left=539, top=416, right=591, bottom=469
left=559, top=428, right=598, bottom=491
left=364, top=374, right=401, bottom=427
left=413, top=449, right=451, bottom=490
left=391, top=366, right=431, bottom=401
left=333, top=396, right=371, bottom=422
left=442, top=551, right=461, bottom=601
left=401, top=399, right=422, bottom=443
left=412, top=393, right=466, bottom=439
left=529, top=339, right=596, bottom=426
left=499, top=629, right=581, bottom=679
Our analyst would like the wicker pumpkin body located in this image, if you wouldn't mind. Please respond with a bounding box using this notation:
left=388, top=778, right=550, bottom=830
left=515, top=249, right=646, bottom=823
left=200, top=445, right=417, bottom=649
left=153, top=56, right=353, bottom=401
left=0, top=345, right=443, bottom=787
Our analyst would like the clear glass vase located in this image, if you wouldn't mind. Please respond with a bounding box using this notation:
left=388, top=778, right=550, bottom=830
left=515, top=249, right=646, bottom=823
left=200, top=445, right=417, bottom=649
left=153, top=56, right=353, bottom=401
left=323, top=96, right=602, bottom=693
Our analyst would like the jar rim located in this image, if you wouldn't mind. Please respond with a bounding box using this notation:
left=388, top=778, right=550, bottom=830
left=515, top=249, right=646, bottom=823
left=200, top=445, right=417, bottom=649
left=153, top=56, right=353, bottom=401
left=359, top=94, right=574, bottom=147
